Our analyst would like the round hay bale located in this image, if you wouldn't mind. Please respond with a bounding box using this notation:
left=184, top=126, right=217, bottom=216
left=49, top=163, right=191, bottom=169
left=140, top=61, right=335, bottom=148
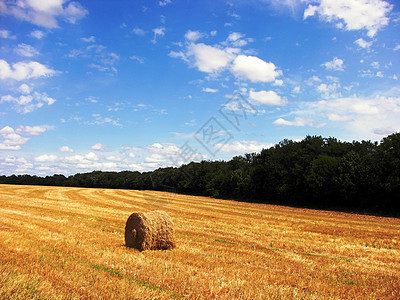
left=125, top=210, right=176, bottom=251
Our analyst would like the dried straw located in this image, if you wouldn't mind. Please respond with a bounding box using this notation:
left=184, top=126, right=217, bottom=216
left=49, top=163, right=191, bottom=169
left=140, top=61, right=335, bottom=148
left=125, top=210, right=176, bottom=251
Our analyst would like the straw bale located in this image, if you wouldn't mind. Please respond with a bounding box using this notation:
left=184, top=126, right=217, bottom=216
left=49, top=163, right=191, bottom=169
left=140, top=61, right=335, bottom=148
left=125, top=210, right=176, bottom=251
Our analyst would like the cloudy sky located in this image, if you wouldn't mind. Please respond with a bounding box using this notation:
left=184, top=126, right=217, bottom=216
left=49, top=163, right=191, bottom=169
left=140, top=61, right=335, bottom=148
left=1, top=0, right=399, bottom=176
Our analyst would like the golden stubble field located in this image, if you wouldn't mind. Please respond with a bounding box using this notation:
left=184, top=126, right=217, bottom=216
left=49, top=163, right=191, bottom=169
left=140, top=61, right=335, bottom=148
left=0, top=184, right=399, bottom=299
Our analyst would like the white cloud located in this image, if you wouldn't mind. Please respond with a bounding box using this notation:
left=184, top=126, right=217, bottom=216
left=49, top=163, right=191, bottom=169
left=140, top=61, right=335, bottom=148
left=188, top=43, right=237, bottom=73
left=168, top=50, right=188, bottom=62
left=333, top=95, right=396, bottom=116
left=16, top=125, right=49, bottom=136
left=132, top=27, right=146, bottom=36
left=88, top=114, right=121, bottom=127
left=137, top=143, right=182, bottom=169
left=185, top=30, right=203, bottom=42
left=0, top=30, right=8, bottom=38
left=2, top=141, right=202, bottom=175
left=102, top=52, right=120, bottom=65
left=87, top=44, right=112, bottom=54
left=0, top=126, right=16, bottom=135
left=327, top=113, right=352, bottom=122
left=1, top=91, right=56, bottom=113
left=171, top=33, right=277, bottom=82
left=147, top=143, right=179, bottom=156
left=359, top=69, right=384, bottom=78
left=143, top=142, right=205, bottom=168
left=0, top=0, right=88, bottom=28
left=59, top=146, right=74, bottom=153
left=35, top=154, right=58, bottom=162
left=317, top=82, right=341, bottom=98
left=145, top=153, right=165, bottom=164
left=371, top=61, right=380, bottom=69
left=85, top=152, right=99, bottom=161
left=322, top=57, right=344, bottom=71
left=151, top=27, right=165, bottom=44
left=303, top=3, right=318, bottom=19
left=304, top=0, right=393, bottom=37
left=81, top=36, right=95, bottom=43
left=64, top=152, right=99, bottom=165
left=98, top=162, right=119, bottom=170
left=63, top=155, right=85, bottom=164
left=221, top=95, right=258, bottom=114
left=91, top=143, right=105, bottom=151
left=306, top=75, right=322, bottom=86
left=1, top=140, right=208, bottom=174
left=159, top=0, right=172, bottom=6
left=29, top=30, right=45, bottom=39
left=231, top=55, right=280, bottom=82
left=67, top=49, right=84, bottom=58
left=354, top=38, right=372, bottom=49
left=0, top=59, right=57, bottom=81
left=293, top=86, right=301, bottom=94
left=14, top=43, right=40, bottom=57
left=202, top=87, right=219, bottom=93
left=1, top=95, right=32, bottom=106
left=86, top=96, right=98, bottom=103
left=225, top=32, right=253, bottom=47
left=106, top=155, right=122, bottom=162
left=0, top=29, right=15, bottom=39
left=63, top=2, right=88, bottom=24
left=129, top=55, right=144, bottom=64
left=267, top=0, right=303, bottom=15
left=249, top=90, right=287, bottom=106
left=291, top=96, right=400, bottom=139
left=37, top=92, right=56, bottom=106
left=18, top=83, right=31, bottom=94
left=217, top=140, right=273, bottom=153
left=273, top=117, right=315, bottom=127
left=0, top=155, right=32, bottom=174
left=394, top=44, right=400, bottom=51
left=81, top=45, right=120, bottom=73
left=227, top=32, right=244, bottom=42
left=0, top=126, right=29, bottom=150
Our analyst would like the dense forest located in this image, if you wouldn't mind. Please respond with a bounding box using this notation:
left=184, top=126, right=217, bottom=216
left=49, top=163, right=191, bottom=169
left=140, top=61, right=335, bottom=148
left=1, top=133, right=399, bottom=216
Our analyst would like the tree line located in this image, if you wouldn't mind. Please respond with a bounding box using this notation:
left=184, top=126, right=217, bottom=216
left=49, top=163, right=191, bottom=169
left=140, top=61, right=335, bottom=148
left=1, top=133, right=399, bottom=216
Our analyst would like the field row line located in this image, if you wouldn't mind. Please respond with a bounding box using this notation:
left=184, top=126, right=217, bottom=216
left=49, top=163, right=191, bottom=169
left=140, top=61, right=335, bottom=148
left=46, top=247, right=188, bottom=300
left=178, top=232, right=355, bottom=264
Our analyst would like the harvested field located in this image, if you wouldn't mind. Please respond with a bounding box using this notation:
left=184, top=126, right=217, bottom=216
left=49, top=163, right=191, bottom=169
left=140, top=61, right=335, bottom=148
left=0, top=184, right=399, bottom=299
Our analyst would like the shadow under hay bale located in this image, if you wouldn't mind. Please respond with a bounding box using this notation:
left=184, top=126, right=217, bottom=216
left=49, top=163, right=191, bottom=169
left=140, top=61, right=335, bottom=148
left=125, top=210, right=176, bottom=251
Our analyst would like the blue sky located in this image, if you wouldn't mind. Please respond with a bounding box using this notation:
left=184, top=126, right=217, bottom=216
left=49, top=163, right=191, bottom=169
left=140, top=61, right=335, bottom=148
left=1, top=0, right=400, bottom=176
